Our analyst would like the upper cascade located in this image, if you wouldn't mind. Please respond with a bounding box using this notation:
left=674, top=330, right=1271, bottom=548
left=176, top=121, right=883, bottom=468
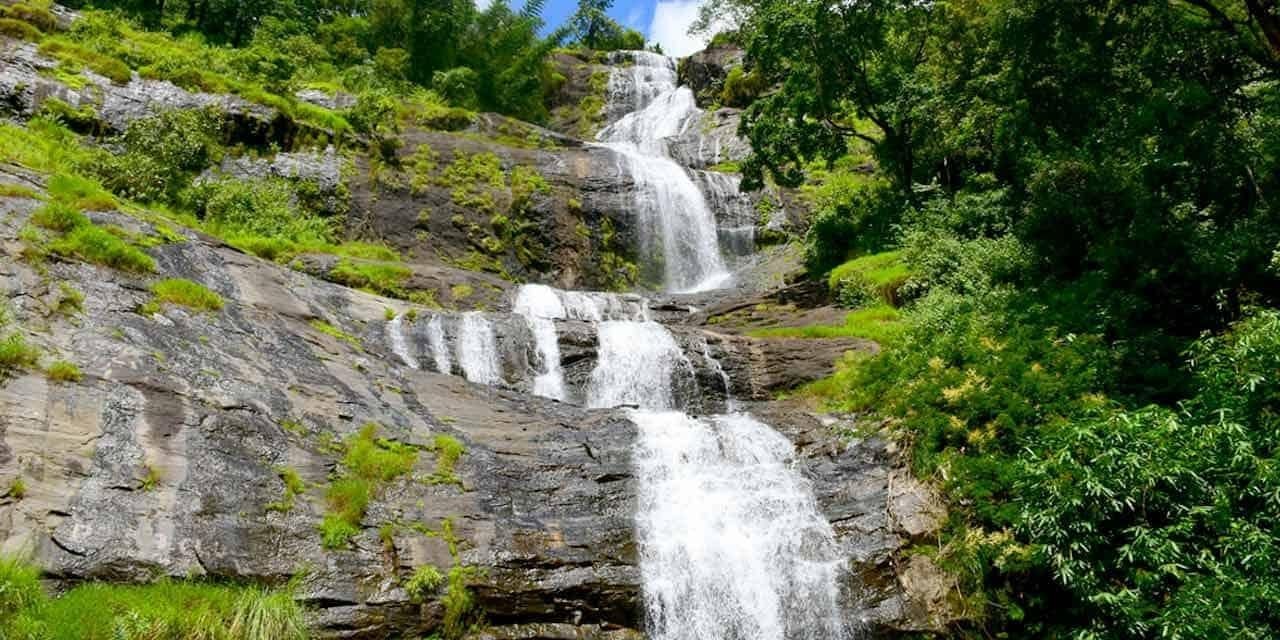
left=595, top=51, right=731, bottom=293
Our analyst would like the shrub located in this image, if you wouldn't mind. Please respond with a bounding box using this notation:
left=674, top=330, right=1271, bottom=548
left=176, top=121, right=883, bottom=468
left=148, top=278, right=224, bottom=312
left=0, top=17, right=42, bottom=41
left=7, top=478, right=25, bottom=500
left=3, top=4, right=57, bottom=32
left=404, top=564, right=444, bottom=602
left=828, top=250, right=912, bottom=307
left=94, top=107, right=224, bottom=202
left=432, top=67, right=479, bottom=110
left=802, top=178, right=903, bottom=276
left=45, top=360, right=81, bottom=383
left=720, top=65, right=766, bottom=108
left=187, top=178, right=333, bottom=249
left=430, top=434, right=465, bottom=485
left=321, top=478, right=369, bottom=549
left=36, top=98, right=99, bottom=132
left=50, top=225, right=156, bottom=273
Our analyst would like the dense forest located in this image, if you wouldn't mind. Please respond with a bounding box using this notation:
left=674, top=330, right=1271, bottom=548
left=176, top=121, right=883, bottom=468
left=710, top=0, right=1280, bottom=637
left=0, top=0, right=1277, bottom=638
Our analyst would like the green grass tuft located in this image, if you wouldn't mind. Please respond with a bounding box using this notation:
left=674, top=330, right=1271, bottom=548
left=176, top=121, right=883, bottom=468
left=748, top=304, right=906, bottom=346
left=7, top=478, right=26, bottom=500
left=0, top=559, right=308, bottom=640
left=49, top=225, right=156, bottom=273
left=45, top=359, right=82, bottom=383
left=0, top=333, right=40, bottom=373
left=309, top=319, right=361, bottom=349
left=0, top=183, right=39, bottom=199
left=403, top=564, right=444, bottom=602
left=31, top=201, right=89, bottom=233
left=149, top=278, right=224, bottom=312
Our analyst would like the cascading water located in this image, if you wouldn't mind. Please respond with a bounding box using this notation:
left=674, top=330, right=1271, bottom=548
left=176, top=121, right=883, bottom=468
left=455, top=312, right=501, bottom=385
left=374, top=50, right=853, bottom=637
left=386, top=314, right=419, bottom=370
left=426, top=315, right=452, bottom=375
left=596, top=52, right=730, bottom=293
left=513, top=284, right=569, bottom=401
left=631, top=411, right=848, bottom=640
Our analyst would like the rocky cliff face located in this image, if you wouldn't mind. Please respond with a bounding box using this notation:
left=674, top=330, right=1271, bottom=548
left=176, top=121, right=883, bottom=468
left=0, top=20, right=957, bottom=638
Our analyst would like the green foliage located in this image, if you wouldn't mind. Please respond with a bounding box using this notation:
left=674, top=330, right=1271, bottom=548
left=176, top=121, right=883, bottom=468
left=342, top=423, right=419, bottom=483
left=35, top=99, right=98, bottom=132
left=266, top=467, right=306, bottom=513
left=0, top=562, right=307, bottom=640
left=44, top=360, right=81, bottom=383
left=31, top=201, right=88, bottom=233
left=2, top=4, right=56, bottom=33
left=0, top=183, right=39, bottom=199
left=0, top=17, right=42, bottom=41
left=328, top=259, right=412, bottom=299
left=426, top=434, right=466, bottom=486
left=748, top=304, right=905, bottom=346
left=719, top=66, right=764, bottom=108
left=0, top=556, right=43, bottom=621
left=49, top=225, right=156, bottom=273
left=801, top=177, right=900, bottom=275
left=827, top=251, right=910, bottom=307
left=94, top=107, right=224, bottom=202
left=404, top=564, right=444, bottom=602
left=139, top=465, right=161, bottom=491
left=148, top=278, right=224, bottom=312
left=38, top=40, right=132, bottom=85
left=0, top=333, right=40, bottom=373
left=321, top=423, right=418, bottom=549
left=7, top=478, right=27, bottom=500
left=308, top=319, right=360, bottom=349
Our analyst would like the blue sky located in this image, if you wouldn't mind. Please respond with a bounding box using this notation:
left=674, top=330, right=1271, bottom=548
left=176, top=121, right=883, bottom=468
left=514, top=0, right=713, bottom=56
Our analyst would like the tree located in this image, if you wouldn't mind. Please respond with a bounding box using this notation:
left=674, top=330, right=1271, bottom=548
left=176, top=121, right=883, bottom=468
left=571, top=0, right=620, bottom=49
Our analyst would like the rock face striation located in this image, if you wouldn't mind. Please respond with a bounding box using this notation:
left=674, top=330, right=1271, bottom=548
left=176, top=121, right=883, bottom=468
left=0, top=20, right=955, bottom=639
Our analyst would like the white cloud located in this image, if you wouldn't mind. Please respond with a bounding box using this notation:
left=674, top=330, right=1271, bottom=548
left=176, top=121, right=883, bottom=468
left=475, top=0, right=494, bottom=10
left=648, top=0, right=709, bottom=57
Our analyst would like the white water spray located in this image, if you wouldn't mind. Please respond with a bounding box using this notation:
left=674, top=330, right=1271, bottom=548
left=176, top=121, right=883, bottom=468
left=426, top=314, right=452, bottom=375
left=597, top=52, right=730, bottom=293
left=455, top=312, right=501, bottom=385
left=385, top=315, right=419, bottom=370
left=514, top=284, right=569, bottom=401
left=631, top=411, right=848, bottom=640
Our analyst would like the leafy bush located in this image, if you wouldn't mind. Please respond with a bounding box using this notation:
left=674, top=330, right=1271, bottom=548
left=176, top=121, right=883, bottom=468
left=432, top=67, right=479, bottom=110
left=403, top=564, right=444, bottom=602
left=94, top=107, right=224, bottom=202
left=38, top=40, right=132, bottom=84
left=828, top=250, right=911, bottom=307
left=802, top=178, right=902, bottom=276
left=719, top=66, right=765, bottom=108
left=35, top=99, right=99, bottom=132
left=187, top=177, right=333, bottom=250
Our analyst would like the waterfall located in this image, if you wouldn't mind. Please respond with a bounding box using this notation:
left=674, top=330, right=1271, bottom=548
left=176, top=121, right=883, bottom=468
left=426, top=315, right=452, bottom=375
left=455, top=312, right=501, bottom=385
left=586, top=321, right=690, bottom=409
left=698, top=337, right=735, bottom=410
left=632, top=411, right=848, bottom=640
left=386, top=315, right=419, bottom=370
left=597, top=52, right=730, bottom=293
left=514, top=284, right=569, bottom=401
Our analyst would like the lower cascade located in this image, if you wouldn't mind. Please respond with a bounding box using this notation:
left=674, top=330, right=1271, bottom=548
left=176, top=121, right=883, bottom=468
left=631, top=411, right=848, bottom=640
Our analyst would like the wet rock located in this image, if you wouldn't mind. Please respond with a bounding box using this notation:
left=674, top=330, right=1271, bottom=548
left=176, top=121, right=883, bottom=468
left=678, top=44, right=746, bottom=108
